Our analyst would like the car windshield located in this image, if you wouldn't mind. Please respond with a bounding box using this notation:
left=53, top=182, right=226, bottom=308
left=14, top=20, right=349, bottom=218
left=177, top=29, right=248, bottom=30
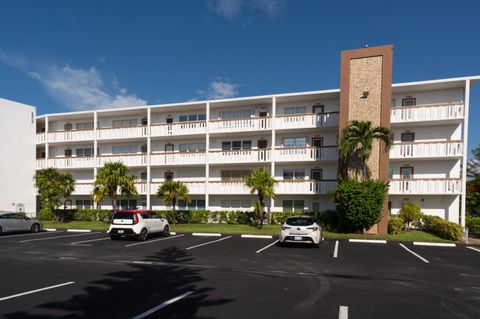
left=113, top=212, right=134, bottom=220
left=286, top=217, right=314, bottom=226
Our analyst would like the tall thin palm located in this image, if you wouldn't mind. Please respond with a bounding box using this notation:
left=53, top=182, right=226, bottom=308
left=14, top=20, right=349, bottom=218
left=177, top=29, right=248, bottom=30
left=93, top=161, right=138, bottom=210
left=339, top=120, right=393, bottom=181
left=59, top=173, right=75, bottom=209
left=156, top=181, right=191, bottom=226
left=245, top=168, right=276, bottom=229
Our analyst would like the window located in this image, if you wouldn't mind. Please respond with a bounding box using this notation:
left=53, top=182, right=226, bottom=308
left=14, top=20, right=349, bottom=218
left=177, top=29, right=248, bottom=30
left=140, top=172, right=147, bottom=180
left=284, top=106, right=307, bottom=115
left=312, top=202, right=320, bottom=212
left=221, top=140, right=252, bottom=151
left=75, top=199, right=92, bottom=209
left=76, top=148, right=94, bottom=157
left=221, top=170, right=251, bottom=181
left=65, top=149, right=72, bottom=157
left=282, top=200, right=305, bottom=213
left=391, top=98, right=396, bottom=107
left=164, top=172, right=174, bottom=181
left=116, top=199, right=137, bottom=210
left=75, top=122, right=94, bottom=130
left=178, top=199, right=206, bottom=210
left=141, top=144, right=148, bottom=153
left=220, top=199, right=251, bottom=209
left=179, top=114, right=206, bottom=122
left=400, top=167, right=414, bottom=179
left=283, top=170, right=305, bottom=180
left=64, top=123, right=73, bottom=131
left=112, top=119, right=138, bottom=127
left=401, top=132, right=415, bottom=142
left=179, top=143, right=206, bottom=152
left=112, top=145, right=137, bottom=154
left=402, top=98, right=416, bottom=107
left=141, top=118, right=148, bottom=125
left=389, top=167, right=394, bottom=179
left=221, top=110, right=254, bottom=120
left=282, top=137, right=307, bottom=147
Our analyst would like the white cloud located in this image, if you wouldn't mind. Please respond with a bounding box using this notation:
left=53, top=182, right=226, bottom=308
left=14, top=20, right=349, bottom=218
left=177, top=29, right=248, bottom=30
left=198, top=79, right=239, bottom=99
left=207, top=0, right=285, bottom=20
left=0, top=49, right=147, bottom=111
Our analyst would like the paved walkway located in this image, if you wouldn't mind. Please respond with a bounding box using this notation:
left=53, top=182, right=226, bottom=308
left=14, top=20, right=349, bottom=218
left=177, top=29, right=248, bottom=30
left=467, top=237, right=480, bottom=245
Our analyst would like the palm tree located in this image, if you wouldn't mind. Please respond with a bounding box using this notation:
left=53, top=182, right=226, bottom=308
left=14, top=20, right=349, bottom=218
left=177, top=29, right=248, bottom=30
left=34, top=167, right=63, bottom=213
left=339, top=120, right=393, bottom=181
left=156, top=181, right=191, bottom=226
left=93, top=161, right=138, bottom=210
left=59, top=173, right=75, bottom=209
left=245, top=168, right=276, bottom=229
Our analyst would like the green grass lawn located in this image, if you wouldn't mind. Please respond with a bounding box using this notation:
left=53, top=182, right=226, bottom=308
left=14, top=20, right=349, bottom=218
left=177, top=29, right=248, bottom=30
left=41, top=221, right=452, bottom=242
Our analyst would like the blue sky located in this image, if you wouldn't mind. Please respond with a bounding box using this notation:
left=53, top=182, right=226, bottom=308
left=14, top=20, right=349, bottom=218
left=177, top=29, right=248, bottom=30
left=0, top=0, right=479, bottom=157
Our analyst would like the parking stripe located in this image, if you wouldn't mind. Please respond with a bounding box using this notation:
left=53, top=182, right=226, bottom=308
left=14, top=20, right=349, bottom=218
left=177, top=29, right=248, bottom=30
left=125, top=234, right=185, bottom=247
left=130, top=291, right=194, bottom=319
left=413, top=242, right=456, bottom=247
left=349, top=239, right=387, bottom=244
left=192, top=233, right=221, bottom=237
left=71, top=237, right=110, bottom=245
left=255, top=239, right=280, bottom=254
left=185, top=236, right=232, bottom=250
left=338, top=306, right=348, bottom=319
left=0, top=232, right=56, bottom=239
left=333, top=240, right=339, bottom=258
left=0, top=281, right=75, bottom=302
left=241, top=234, right=273, bottom=239
left=466, top=246, right=480, bottom=253
left=399, top=243, right=430, bottom=263
left=19, top=232, right=99, bottom=243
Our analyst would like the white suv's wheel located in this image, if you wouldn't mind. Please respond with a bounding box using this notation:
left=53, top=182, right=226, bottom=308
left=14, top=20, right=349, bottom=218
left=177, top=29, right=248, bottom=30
left=163, top=225, right=170, bottom=236
left=138, top=228, right=148, bottom=241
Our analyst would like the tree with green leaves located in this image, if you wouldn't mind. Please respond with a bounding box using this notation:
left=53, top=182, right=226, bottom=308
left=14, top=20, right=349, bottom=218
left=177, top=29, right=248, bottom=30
left=34, top=168, right=76, bottom=223
left=467, top=145, right=480, bottom=179
left=339, top=120, right=393, bottom=181
left=398, top=202, right=422, bottom=230
left=156, top=181, right=191, bottom=226
left=245, top=168, right=276, bottom=229
left=93, top=161, right=138, bottom=210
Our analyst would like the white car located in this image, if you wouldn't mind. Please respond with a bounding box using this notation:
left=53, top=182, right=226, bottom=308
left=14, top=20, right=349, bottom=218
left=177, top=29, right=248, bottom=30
left=108, top=210, right=170, bottom=241
left=279, top=216, right=323, bottom=246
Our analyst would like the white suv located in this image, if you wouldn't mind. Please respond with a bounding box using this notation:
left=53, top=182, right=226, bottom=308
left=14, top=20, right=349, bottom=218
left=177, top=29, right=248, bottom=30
left=279, top=216, right=323, bottom=246
left=109, top=210, right=170, bottom=241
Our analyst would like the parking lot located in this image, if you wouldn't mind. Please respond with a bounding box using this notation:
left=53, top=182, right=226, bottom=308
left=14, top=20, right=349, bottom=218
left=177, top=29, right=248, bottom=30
left=0, top=230, right=479, bottom=319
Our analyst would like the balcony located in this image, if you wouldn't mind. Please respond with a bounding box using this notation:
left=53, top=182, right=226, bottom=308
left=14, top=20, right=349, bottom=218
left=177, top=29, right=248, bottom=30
left=209, top=117, right=271, bottom=134
left=209, top=181, right=250, bottom=195
left=274, top=146, right=338, bottom=162
left=274, top=112, right=339, bottom=130
left=97, top=154, right=148, bottom=167
left=36, top=129, right=95, bottom=144
left=389, top=178, right=462, bottom=195
left=209, top=149, right=271, bottom=164
left=36, top=157, right=95, bottom=169
left=275, top=180, right=338, bottom=195
left=390, top=103, right=464, bottom=124
left=150, top=181, right=206, bottom=195
left=72, top=183, right=94, bottom=195
left=150, top=151, right=206, bottom=166
left=390, top=141, right=463, bottom=159
left=97, top=125, right=148, bottom=140
left=150, top=121, right=206, bottom=137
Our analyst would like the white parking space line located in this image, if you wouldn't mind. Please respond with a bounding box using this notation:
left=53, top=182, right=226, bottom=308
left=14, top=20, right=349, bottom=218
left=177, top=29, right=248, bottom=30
left=333, top=240, right=339, bottom=258
left=338, top=305, right=348, bottom=319
left=185, top=236, right=232, bottom=250
left=125, top=234, right=185, bottom=247
left=349, top=239, right=387, bottom=244
left=71, top=237, right=110, bottom=245
left=192, top=233, right=221, bottom=237
left=67, top=229, right=91, bottom=233
left=19, top=232, right=99, bottom=243
left=0, top=281, right=75, bottom=302
left=413, top=242, right=456, bottom=247
left=255, top=239, right=280, bottom=254
left=45, top=228, right=57, bottom=232
left=466, top=246, right=480, bottom=253
left=241, top=234, right=273, bottom=239
left=0, top=232, right=57, bottom=239
left=131, top=291, right=194, bottom=319
left=399, top=243, right=430, bottom=263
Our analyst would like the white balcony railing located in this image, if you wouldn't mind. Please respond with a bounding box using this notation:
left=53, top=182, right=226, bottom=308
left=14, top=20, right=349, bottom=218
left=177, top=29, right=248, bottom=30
left=208, top=182, right=249, bottom=195
left=36, top=133, right=46, bottom=143
left=149, top=181, right=206, bottom=195
left=209, top=117, right=271, bottom=133
left=150, top=121, right=206, bottom=137
left=390, top=141, right=463, bottom=159
left=390, top=103, right=464, bottom=123
left=275, top=112, right=339, bottom=130
left=72, top=183, right=94, bottom=195
left=209, top=149, right=271, bottom=164
left=97, top=154, right=148, bottom=167
left=150, top=152, right=206, bottom=166
left=275, top=146, right=338, bottom=162
left=275, top=180, right=338, bottom=195
left=389, top=178, right=462, bottom=195
left=97, top=126, right=148, bottom=140
left=36, top=157, right=96, bottom=169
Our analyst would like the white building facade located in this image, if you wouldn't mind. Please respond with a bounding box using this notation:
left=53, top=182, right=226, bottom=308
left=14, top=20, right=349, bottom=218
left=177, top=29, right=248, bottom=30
left=34, top=76, right=476, bottom=226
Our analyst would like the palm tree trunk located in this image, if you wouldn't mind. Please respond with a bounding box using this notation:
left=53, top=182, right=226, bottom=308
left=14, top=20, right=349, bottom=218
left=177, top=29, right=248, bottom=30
left=172, top=198, right=177, bottom=227
left=259, top=196, right=264, bottom=229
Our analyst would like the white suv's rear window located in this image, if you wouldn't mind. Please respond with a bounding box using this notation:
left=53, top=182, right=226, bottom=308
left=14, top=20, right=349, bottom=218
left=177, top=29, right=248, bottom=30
left=112, top=212, right=134, bottom=224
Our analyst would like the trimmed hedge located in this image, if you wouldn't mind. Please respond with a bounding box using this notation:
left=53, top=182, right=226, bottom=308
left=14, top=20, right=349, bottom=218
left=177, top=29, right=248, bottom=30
left=38, top=209, right=113, bottom=223
left=417, top=214, right=463, bottom=241
left=388, top=215, right=404, bottom=235
left=466, top=216, right=480, bottom=233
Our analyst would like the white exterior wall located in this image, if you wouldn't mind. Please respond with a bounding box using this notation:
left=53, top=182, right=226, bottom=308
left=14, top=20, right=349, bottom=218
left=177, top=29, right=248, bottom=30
left=0, top=99, right=36, bottom=215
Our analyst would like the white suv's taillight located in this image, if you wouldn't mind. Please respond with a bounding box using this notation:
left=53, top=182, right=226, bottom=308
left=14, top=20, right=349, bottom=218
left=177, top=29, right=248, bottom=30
left=133, top=213, right=139, bottom=225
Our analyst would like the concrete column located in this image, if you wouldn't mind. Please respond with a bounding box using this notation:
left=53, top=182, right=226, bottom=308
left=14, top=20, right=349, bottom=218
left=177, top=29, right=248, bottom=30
left=461, top=80, right=470, bottom=228
left=93, top=111, right=98, bottom=209
left=205, top=102, right=210, bottom=210
left=146, top=107, right=152, bottom=209
left=270, top=96, right=276, bottom=213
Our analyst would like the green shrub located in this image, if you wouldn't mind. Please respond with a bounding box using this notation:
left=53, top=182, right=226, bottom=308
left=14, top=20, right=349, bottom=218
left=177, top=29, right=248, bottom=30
left=418, top=214, right=463, bottom=241
left=37, top=207, right=54, bottom=221
left=314, top=210, right=338, bottom=231
left=388, top=215, right=404, bottom=234
left=399, top=202, right=422, bottom=230
left=272, top=212, right=296, bottom=224
left=466, top=216, right=480, bottom=233
left=190, top=210, right=210, bottom=224
left=334, top=178, right=388, bottom=232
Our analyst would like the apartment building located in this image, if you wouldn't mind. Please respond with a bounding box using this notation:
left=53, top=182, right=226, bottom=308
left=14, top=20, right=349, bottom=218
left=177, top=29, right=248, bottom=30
left=33, top=45, right=476, bottom=231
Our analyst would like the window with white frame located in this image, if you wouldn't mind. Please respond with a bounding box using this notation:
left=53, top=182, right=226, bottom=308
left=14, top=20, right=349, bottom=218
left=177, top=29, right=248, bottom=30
left=221, top=170, right=251, bottom=181
left=75, top=122, right=94, bottom=130
left=284, top=106, right=307, bottom=115
left=282, top=137, right=307, bottom=147
left=222, top=140, right=252, bottom=150
left=312, top=202, right=320, bottom=212
left=75, top=199, right=92, bottom=209
left=221, top=110, right=254, bottom=120
left=282, top=200, right=305, bottom=212
left=178, top=199, right=206, bottom=210
left=112, top=119, right=138, bottom=127
left=283, top=169, right=305, bottom=180
left=220, top=199, right=252, bottom=209
left=178, top=143, right=206, bottom=152
left=116, top=199, right=137, bottom=210
left=76, top=148, right=95, bottom=157
left=112, top=145, right=138, bottom=154
left=179, top=113, right=206, bottom=122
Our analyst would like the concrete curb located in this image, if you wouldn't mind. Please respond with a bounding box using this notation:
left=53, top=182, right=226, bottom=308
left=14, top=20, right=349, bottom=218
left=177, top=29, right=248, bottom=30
left=44, top=228, right=57, bottom=232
